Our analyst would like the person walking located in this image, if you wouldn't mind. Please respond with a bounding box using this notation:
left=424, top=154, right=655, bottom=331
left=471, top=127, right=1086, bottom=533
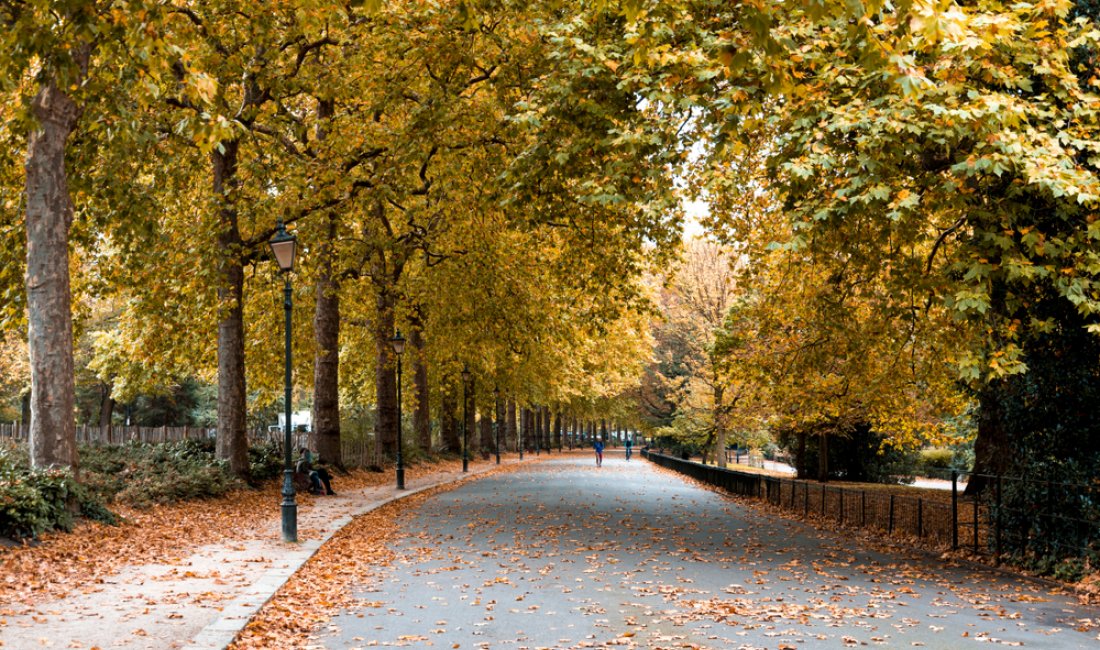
left=624, top=436, right=633, bottom=461
left=593, top=438, right=604, bottom=467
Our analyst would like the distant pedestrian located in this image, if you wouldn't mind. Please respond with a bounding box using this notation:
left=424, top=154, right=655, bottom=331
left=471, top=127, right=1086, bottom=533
left=594, top=438, right=604, bottom=467
left=625, top=437, right=633, bottom=461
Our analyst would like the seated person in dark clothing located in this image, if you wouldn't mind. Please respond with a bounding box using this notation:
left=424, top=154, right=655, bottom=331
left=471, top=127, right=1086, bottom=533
left=296, top=448, right=335, bottom=495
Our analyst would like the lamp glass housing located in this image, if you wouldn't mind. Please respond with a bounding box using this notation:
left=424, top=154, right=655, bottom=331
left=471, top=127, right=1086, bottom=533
left=391, top=331, right=406, bottom=355
left=269, top=222, right=297, bottom=272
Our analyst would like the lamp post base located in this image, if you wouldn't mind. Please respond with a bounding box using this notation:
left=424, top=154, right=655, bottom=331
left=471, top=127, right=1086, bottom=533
left=396, top=466, right=405, bottom=490
left=281, top=469, right=298, bottom=543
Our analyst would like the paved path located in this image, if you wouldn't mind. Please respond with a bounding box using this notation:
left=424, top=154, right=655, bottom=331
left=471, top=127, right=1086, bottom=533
left=319, top=454, right=1099, bottom=649
left=0, top=459, right=523, bottom=650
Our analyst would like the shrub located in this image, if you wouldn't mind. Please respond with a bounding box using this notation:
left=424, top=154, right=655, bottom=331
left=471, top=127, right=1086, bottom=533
left=918, top=448, right=955, bottom=476
left=0, top=443, right=112, bottom=539
left=248, top=441, right=284, bottom=482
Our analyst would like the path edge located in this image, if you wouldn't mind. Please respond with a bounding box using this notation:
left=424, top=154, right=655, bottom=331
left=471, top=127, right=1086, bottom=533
left=181, top=462, right=520, bottom=650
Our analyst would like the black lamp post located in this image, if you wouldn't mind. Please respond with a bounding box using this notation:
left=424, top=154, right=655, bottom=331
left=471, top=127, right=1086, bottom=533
left=461, top=364, right=471, bottom=473
left=518, top=406, right=524, bottom=460
left=493, top=387, right=501, bottom=465
left=391, top=331, right=406, bottom=490
left=269, top=220, right=298, bottom=543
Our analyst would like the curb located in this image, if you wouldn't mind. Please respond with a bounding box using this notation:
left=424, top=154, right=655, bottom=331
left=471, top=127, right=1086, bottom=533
left=181, top=462, right=520, bottom=650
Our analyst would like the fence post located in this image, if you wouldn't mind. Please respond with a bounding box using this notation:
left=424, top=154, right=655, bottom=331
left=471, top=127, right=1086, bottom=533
left=995, top=475, right=1003, bottom=565
left=888, top=494, right=895, bottom=534
left=951, top=470, right=959, bottom=550
left=917, top=498, right=923, bottom=538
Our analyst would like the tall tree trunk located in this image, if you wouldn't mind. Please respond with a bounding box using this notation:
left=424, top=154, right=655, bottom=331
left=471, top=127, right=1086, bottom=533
left=965, top=383, right=1009, bottom=496
left=817, top=432, right=829, bottom=482
left=506, top=398, right=517, bottom=452
left=410, top=324, right=431, bottom=454
left=312, top=220, right=342, bottom=465
left=542, top=406, right=551, bottom=452
left=440, top=380, right=460, bottom=454
left=212, top=142, right=249, bottom=478
left=479, top=408, right=492, bottom=455
left=21, top=391, right=31, bottom=429
left=495, top=392, right=505, bottom=454
left=98, top=382, right=114, bottom=444
left=375, top=287, right=398, bottom=458
left=714, top=384, right=727, bottom=468
left=25, top=74, right=84, bottom=471
left=520, top=408, right=530, bottom=451
left=553, top=411, right=562, bottom=450
left=312, top=101, right=342, bottom=466
left=465, top=377, right=477, bottom=456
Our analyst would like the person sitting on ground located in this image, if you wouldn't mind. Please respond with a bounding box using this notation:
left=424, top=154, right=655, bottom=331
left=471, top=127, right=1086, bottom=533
left=296, top=447, right=336, bottom=495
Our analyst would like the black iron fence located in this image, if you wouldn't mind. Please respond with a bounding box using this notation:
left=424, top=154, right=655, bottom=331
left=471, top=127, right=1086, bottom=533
left=644, top=452, right=1100, bottom=568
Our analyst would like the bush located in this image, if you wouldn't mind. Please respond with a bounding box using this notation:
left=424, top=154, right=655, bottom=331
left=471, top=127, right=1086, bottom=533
left=0, top=443, right=113, bottom=540
left=918, top=448, right=955, bottom=476
left=248, top=441, right=285, bottom=482
left=78, top=438, right=240, bottom=507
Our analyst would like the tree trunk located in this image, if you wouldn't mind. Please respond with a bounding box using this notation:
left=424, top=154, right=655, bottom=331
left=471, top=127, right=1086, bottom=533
left=312, top=224, right=342, bottom=466
left=506, top=398, right=517, bottom=452
left=375, top=288, right=398, bottom=458
left=440, top=380, right=460, bottom=454
left=495, top=392, right=505, bottom=454
left=714, top=384, right=727, bottom=468
left=817, top=432, right=829, bottom=482
left=465, top=377, right=477, bottom=456
left=212, top=142, right=250, bottom=478
left=796, top=430, right=808, bottom=479
left=98, top=383, right=114, bottom=444
left=479, top=409, right=492, bottom=455
left=553, top=411, right=562, bottom=450
left=410, top=325, right=431, bottom=454
left=520, top=408, right=530, bottom=451
left=965, top=383, right=1009, bottom=496
left=25, top=75, right=83, bottom=471
left=312, top=101, right=342, bottom=467
left=21, top=391, right=31, bottom=429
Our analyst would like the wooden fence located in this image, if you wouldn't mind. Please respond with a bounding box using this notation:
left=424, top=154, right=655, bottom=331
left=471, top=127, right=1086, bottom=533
left=0, top=422, right=383, bottom=468
left=0, top=422, right=274, bottom=446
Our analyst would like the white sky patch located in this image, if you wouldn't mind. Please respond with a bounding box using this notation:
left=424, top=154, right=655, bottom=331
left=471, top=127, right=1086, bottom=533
left=683, top=196, right=709, bottom=240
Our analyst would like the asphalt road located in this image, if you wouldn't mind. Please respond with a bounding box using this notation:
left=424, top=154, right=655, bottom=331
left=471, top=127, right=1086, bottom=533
left=319, top=453, right=1099, bottom=649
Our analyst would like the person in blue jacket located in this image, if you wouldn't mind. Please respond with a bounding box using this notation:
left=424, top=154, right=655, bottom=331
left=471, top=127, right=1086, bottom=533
left=593, top=438, right=604, bottom=467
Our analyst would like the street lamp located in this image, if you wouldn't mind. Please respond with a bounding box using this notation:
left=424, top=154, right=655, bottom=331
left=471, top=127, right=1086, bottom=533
left=269, top=220, right=297, bottom=543
left=391, top=330, right=406, bottom=490
left=461, top=364, right=471, bottom=473
left=493, top=387, right=501, bottom=465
